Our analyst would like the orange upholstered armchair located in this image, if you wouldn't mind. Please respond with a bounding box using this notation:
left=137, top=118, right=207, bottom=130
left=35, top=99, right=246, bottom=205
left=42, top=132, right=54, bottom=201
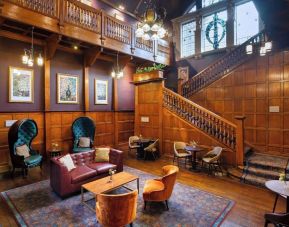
left=96, top=190, right=138, bottom=227
left=143, top=165, right=179, bottom=210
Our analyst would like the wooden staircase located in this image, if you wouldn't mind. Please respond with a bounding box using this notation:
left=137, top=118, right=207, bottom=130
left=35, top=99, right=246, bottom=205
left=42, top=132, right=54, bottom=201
left=163, top=87, right=245, bottom=166
left=181, top=30, right=268, bottom=98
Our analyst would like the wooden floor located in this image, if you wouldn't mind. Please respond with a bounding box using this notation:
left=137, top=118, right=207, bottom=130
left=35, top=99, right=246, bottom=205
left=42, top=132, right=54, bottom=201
left=0, top=155, right=285, bottom=227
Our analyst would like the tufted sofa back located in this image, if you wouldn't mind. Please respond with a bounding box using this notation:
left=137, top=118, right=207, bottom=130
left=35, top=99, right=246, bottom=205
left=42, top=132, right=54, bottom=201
left=71, top=150, right=95, bottom=166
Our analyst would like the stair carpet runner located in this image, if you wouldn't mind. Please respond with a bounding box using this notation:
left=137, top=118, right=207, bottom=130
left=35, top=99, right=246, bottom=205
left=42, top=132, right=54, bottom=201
left=242, top=152, right=289, bottom=187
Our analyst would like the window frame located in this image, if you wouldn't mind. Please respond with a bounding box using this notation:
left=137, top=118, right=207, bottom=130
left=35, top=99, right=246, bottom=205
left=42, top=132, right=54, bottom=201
left=180, top=19, right=197, bottom=58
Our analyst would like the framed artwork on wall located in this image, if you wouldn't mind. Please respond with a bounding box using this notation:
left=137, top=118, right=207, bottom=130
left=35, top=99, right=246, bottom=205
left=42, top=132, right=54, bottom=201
left=9, top=66, right=34, bottom=103
left=57, top=73, right=79, bottom=104
left=178, top=66, right=189, bottom=83
left=95, top=80, right=108, bottom=105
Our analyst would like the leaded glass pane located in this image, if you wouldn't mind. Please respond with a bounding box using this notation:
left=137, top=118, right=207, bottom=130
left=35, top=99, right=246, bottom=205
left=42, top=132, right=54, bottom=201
left=202, top=0, right=223, bottom=8
left=235, top=1, right=259, bottom=45
left=201, top=10, right=227, bottom=52
left=188, top=5, right=196, bottom=13
left=181, top=20, right=196, bottom=58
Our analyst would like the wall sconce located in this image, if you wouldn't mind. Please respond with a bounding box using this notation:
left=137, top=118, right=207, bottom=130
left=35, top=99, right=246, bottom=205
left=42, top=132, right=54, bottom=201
left=265, top=41, right=272, bottom=52
left=260, top=46, right=266, bottom=56
left=246, top=44, right=253, bottom=55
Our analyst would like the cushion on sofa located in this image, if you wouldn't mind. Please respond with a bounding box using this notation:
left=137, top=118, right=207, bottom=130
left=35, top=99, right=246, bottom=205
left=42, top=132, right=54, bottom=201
left=16, top=144, right=30, bottom=158
left=59, top=154, right=76, bottom=172
left=95, top=147, right=110, bottom=162
left=70, top=165, right=97, bottom=184
left=87, top=162, right=117, bottom=174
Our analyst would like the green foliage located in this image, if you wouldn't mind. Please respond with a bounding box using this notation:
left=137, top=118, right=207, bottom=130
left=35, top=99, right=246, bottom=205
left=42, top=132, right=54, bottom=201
left=136, top=63, right=166, bottom=74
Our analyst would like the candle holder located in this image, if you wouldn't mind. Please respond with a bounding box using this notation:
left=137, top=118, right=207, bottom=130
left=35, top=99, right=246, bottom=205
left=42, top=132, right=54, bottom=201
left=108, top=168, right=116, bottom=183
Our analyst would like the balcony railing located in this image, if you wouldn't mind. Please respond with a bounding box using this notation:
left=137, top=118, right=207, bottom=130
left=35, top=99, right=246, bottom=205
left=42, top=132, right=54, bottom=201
left=3, top=0, right=170, bottom=64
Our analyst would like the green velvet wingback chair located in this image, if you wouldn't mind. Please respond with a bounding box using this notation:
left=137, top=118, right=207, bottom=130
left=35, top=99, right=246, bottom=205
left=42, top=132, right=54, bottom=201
left=72, top=116, right=96, bottom=153
left=8, top=119, right=43, bottom=177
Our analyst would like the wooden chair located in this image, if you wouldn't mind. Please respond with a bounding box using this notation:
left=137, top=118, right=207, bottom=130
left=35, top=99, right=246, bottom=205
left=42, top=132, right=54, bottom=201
left=96, top=190, right=138, bottom=227
left=143, top=165, right=179, bottom=210
left=128, top=136, right=140, bottom=157
left=264, top=212, right=289, bottom=227
left=201, top=146, right=223, bottom=175
left=144, top=139, right=159, bottom=160
left=173, top=141, right=192, bottom=168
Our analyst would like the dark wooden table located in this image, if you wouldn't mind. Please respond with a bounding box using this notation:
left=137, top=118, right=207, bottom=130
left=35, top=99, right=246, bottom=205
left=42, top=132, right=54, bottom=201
left=185, top=145, right=204, bottom=171
left=48, top=149, right=62, bottom=158
left=135, top=139, right=154, bottom=160
left=265, top=180, right=289, bottom=212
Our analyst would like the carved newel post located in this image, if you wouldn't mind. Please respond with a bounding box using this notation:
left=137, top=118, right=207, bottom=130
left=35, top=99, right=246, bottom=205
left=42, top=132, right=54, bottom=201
left=235, top=116, right=246, bottom=166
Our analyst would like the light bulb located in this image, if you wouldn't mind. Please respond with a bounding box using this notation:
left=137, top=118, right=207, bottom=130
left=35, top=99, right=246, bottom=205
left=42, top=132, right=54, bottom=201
left=246, top=44, right=253, bottom=55
left=111, top=70, right=116, bottom=78
left=151, top=24, right=159, bottom=32
left=136, top=27, right=144, bottom=38
left=265, top=41, right=272, bottom=52
left=142, top=24, right=150, bottom=32
left=157, top=27, right=166, bottom=38
left=22, top=54, right=29, bottom=64
left=260, top=47, right=266, bottom=56
left=151, top=33, right=159, bottom=40
left=142, top=33, right=150, bottom=41
left=37, top=53, right=44, bottom=66
left=28, top=58, right=34, bottom=67
left=118, top=71, right=124, bottom=78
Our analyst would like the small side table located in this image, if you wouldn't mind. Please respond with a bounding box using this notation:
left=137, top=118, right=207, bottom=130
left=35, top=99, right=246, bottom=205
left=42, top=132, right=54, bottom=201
left=265, top=180, right=289, bottom=212
left=185, top=145, right=203, bottom=171
left=48, top=149, right=62, bottom=158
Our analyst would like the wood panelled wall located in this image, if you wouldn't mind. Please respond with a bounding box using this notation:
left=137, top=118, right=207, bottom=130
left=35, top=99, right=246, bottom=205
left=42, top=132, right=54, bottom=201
left=162, top=108, right=235, bottom=164
left=134, top=81, right=163, bottom=154
left=0, top=111, right=134, bottom=173
left=191, top=50, right=289, bottom=157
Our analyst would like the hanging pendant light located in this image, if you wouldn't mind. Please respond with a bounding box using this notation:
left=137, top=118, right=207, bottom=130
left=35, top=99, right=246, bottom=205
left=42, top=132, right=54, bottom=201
left=111, top=53, right=124, bottom=79
left=21, top=27, right=43, bottom=67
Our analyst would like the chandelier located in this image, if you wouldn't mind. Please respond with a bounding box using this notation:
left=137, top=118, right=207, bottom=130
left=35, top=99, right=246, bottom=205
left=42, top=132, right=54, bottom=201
left=135, top=1, right=167, bottom=41
left=111, top=53, right=124, bottom=79
left=22, top=27, right=43, bottom=67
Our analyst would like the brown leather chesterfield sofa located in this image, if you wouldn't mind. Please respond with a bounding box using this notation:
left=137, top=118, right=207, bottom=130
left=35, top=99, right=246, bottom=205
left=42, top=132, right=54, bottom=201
left=50, top=149, right=123, bottom=198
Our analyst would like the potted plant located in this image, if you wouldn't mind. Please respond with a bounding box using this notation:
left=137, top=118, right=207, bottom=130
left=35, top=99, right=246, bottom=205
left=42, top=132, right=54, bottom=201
left=133, top=63, right=166, bottom=82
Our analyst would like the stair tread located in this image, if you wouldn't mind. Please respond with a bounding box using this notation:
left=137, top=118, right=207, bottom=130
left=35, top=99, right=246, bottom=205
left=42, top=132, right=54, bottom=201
left=243, top=174, right=268, bottom=187
left=227, top=167, right=243, bottom=179
left=245, top=166, right=280, bottom=178
left=246, top=153, right=289, bottom=170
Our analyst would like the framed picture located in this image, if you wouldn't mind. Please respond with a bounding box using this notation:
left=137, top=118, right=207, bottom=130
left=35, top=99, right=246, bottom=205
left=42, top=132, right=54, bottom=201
left=9, top=67, right=34, bottom=103
left=57, top=74, right=79, bottom=104
left=95, top=80, right=108, bottom=105
left=178, top=66, right=189, bottom=83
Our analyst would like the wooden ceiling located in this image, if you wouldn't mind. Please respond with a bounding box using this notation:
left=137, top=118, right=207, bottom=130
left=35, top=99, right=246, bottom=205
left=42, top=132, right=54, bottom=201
left=104, top=0, right=194, bottom=20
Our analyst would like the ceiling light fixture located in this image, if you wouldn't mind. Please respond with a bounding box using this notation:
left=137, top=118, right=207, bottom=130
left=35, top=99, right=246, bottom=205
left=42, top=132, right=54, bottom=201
left=22, top=27, right=43, bottom=67
left=135, top=0, right=167, bottom=41
left=119, top=4, right=125, bottom=10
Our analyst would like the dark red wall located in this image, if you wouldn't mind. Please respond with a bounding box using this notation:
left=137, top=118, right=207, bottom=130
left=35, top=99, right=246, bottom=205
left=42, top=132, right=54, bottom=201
left=0, top=37, right=44, bottom=112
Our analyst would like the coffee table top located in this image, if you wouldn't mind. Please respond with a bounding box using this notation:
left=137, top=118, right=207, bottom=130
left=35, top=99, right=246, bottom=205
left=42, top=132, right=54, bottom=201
left=82, top=172, right=138, bottom=195
left=265, top=180, right=289, bottom=197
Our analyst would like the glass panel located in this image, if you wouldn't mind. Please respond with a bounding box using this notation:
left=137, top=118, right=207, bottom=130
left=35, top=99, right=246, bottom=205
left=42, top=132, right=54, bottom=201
left=201, top=10, right=227, bottom=52
left=235, top=1, right=259, bottom=45
left=188, top=5, right=197, bottom=13
left=181, top=20, right=196, bottom=58
left=202, top=0, right=223, bottom=8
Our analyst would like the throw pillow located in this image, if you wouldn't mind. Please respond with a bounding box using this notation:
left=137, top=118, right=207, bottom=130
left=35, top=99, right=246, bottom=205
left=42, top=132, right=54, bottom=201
left=59, top=154, right=76, bottom=171
left=95, top=147, right=110, bottom=162
left=16, top=144, right=30, bottom=158
left=78, top=137, right=91, bottom=148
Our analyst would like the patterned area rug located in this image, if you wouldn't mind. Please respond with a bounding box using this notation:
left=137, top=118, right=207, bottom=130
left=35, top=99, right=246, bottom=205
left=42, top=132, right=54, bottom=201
left=242, top=153, right=289, bottom=187
left=1, top=166, right=234, bottom=227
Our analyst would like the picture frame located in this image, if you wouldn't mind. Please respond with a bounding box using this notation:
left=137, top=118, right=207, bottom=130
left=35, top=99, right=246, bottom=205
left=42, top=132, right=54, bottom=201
left=9, top=66, right=34, bottom=103
left=57, top=73, right=79, bottom=104
left=178, top=66, right=189, bottom=83
left=95, top=80, right=108, bottom=105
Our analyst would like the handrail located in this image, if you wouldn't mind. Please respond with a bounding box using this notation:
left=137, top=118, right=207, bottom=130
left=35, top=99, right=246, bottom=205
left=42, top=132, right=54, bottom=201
left=182, top=30, right=267, bottom=98
left=163, top=87, right=237, bottom=150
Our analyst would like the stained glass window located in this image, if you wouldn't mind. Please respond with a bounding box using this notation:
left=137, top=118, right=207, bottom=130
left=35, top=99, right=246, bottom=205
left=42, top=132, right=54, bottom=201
left=181, top=20, right=196, bottom=58
left=202, top=0, right=223, bottom=8
left=235, top=1, right=259, bottom=45
left=201, top=10, right=227, bottom=52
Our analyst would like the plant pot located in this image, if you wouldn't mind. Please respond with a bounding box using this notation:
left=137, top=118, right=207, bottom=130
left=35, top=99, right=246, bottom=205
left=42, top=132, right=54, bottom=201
left=133, top=70, right=163, bottom=83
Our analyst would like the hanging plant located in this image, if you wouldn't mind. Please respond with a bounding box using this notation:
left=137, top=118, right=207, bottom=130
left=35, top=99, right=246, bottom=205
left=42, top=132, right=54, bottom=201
left=136, top=63, right=166, bottom=74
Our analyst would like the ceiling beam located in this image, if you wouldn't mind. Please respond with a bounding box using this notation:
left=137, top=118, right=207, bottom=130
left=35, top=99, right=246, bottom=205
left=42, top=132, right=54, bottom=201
left=0, top=29, right=44, bottom=45
left=84, top=47, right=101, bottom=67
left=119, top=55, right=132, bottom=69
left=46, top=34, right=62, bottom=60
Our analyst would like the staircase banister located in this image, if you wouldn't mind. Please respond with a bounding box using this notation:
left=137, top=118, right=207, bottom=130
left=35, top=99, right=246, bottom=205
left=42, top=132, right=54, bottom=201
left=182, top=30, right=266, bottom=91
left=65, top=0, right=102, bottom=14
left=163, top=87, right=237, bottom=128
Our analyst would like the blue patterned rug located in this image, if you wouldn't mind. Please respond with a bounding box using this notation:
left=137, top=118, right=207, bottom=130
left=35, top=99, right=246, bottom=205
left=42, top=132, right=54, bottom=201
left=1, top=166, right=234, bottom=227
